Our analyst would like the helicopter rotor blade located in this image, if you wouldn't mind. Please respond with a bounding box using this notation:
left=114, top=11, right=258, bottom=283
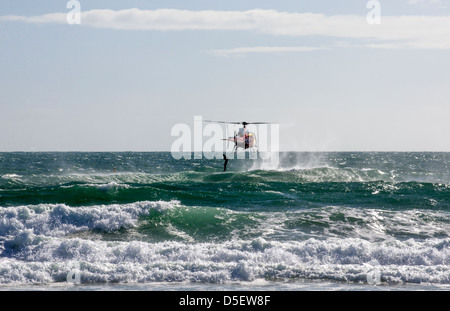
left=242, top=122, right=273, bottom=125
left=203, top=120, right=239, bottom=124
left=204, top=120, right=273, bottom=125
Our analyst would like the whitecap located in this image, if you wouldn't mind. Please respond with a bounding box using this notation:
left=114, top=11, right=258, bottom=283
left=0, top=236, right=449, bottom=285
left=0, top=200, right=180, bottom=239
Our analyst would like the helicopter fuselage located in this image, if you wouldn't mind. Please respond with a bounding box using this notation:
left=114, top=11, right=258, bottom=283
left=225, top=131, right=257, bottom=150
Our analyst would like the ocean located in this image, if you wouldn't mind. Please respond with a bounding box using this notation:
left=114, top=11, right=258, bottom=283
left=0, top=152, right=449, bottom=291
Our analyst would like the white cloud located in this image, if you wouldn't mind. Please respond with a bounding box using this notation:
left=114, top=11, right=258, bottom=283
left=209, top=46, right=328, bottom=57
left=0, top=13, right=66, bottom=24
left=1, top=8, right=450, bottom=49
left=408, top=0, right=448, bottom=8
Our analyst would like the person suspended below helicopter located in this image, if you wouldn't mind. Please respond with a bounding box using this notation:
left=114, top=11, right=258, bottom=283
left=223, top=154, right=228, bottom=171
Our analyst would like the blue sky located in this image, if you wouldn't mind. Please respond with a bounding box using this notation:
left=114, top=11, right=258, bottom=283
left=1, top=0, right=449, bottom=151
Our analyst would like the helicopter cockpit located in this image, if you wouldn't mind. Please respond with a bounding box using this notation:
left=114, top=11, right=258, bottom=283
left=237, top=127, right=247, bottom=137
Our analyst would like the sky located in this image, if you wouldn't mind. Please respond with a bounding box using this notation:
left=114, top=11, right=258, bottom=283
left=0, top=0, right=449, bottom=152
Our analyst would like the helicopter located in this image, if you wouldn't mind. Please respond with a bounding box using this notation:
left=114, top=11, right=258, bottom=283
left=204, top=120, right=272, bottom=153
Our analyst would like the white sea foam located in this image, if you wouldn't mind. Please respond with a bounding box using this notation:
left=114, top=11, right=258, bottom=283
left=1, top=201, right=449, bottom=286
left=1, top=174, right=22, bottom=179
left=0, top=236, right=448, bottom=285
left=0, top=200, right=180, bottom=238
